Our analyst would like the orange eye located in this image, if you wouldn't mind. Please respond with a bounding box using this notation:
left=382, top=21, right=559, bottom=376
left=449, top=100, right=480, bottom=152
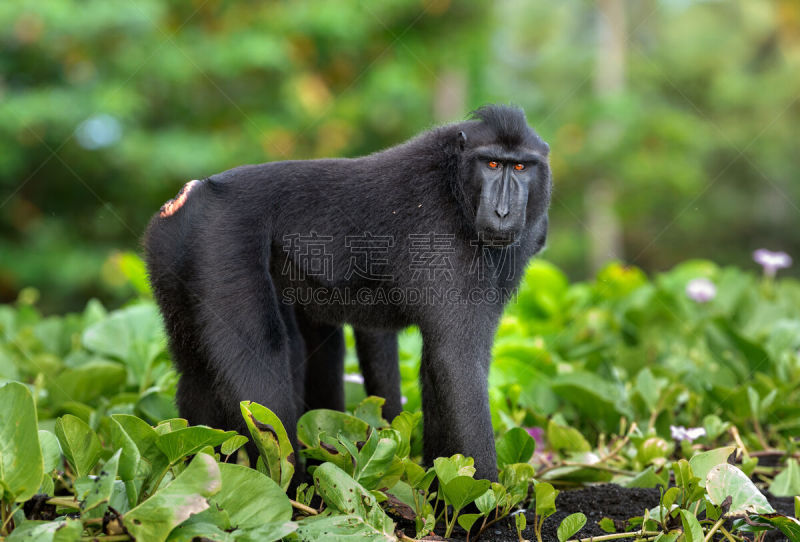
left=488, top=161, right=499, bottom=169
left=514, top=163, right=525, bottom=171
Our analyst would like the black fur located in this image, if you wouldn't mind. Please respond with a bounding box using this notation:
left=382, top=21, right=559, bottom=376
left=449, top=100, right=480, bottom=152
left=144, top=104, right=551, bottom=481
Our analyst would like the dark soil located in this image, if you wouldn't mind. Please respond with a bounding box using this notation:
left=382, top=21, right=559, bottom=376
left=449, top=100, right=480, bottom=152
left=412, top=484, right=795, bottom=542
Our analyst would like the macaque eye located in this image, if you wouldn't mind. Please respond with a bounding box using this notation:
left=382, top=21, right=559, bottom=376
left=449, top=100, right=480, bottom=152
left=488, top=161, right=500, bottom=169
left=514, top=163, right=525, bottom=171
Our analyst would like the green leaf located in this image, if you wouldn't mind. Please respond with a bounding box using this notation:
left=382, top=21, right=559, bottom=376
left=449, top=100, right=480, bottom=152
left=433, top=454, right=475, bottom=485
left=557, top=512, right=587, bottom=542
left=679, top=509, right=704, bottom=542
left=82, top=303, right=166, bottom=386
left=156, top=425, right=237, bottom=464
left=0, top=381, right=43, bottom=503
left=6, top=519, right=83, bottom=541
left=389, top=411, right=420, bottom=459
left=706, top=463, right=775, bottom=515
left=48, top=360, right=126, bottom=408
left=598, top=517, right=616, bottom=533
left=458, top=512, right=483, bottom=533
left=296, top=515, right=397, bottom=542
left=689, top=446, right=736, bottom=487
left=353, top=435, right=403, bottom=491
left=166, top=522, right=236, bottom=542
left=441, top=476, right=491, bottom=511
left=496, top=427, right=536, bottom=467
left=769, top=458, right=800, bottom=497
left=240, top=401, right=295, bottom=491
left=311, top=462, right=395, bottom=538
left=124, top=453, right=222, bottom=542
left=753, top=515, right=800, bottom=542
left=547, top=419, right=591, bottom=453
left=76, top=449, right=120, bottom=513
left=475, top=488, right=497, bottom=516
left=202, top=463, right=293, bottom=530
left=297, top=409, right=370, bottom=449
left=237, top=522, right=298, bottom=542
left=354, top=396, right=388, bottom=428
left=220, top=435, right=249, bottom=456
left=111, top=414, right=170, bottom=495
left=54, top=414, right=102, bottom=479
left=534, top=482, right=558, bottom=520
left=38, top=430, right=61, bottom=474
left=109, top=417, right=142, bottom=482
left=626, top=466, right=668, bottom=489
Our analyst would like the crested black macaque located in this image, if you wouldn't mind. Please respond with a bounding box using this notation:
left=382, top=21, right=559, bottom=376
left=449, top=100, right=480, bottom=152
left=144, top=105, right=551, bottom=481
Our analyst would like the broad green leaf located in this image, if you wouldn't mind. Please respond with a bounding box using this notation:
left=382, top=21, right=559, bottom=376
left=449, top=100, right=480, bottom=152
left=155, top=418, right=189, bottom=434
left=389, top=411, right=420, bottom=459
left=166, top=522, right=236, bottom=542
left=312, top=462, right=396, bottom=538
left=55, top=414, right=102, bottom=479
left=210, top=463, right=292, bottom=529
left=679, top=509, right=704, bottom=542
left=475, top=488, right=497, bottom=516
left=156, top=425, right=237, bottom=464
left=296, top=514, right=397, bottom=542
left=547, top=419, right=591, bottom=453
left=598, top=517, right=616, bottom=533
left=557, top=512, right=587, bottom=542
left=769, top=458, right=800, bottom=497
left=500, top=462, right=536, bottom=505
left=753, top=515, right=800, bottom=542
left=635, top=368, right=667, bottom=412
left=433, top=454, right=475, bottom=485
left=76, top=449, right=120, bottom=512
left=458, top=512, right=483, bottom=533
left=0, top=382, right=43, bottom=503
left=109, top=417, right=142, bottom=482
left=240, top=401, right=295, bottom=491
left=496, top=427, right=536, bottom=467
left=354, top=436, right=403, bottom=491
left=297, top=409, right=369, bottom=449
left=6, top=519, right=82, bottom=541
left=38, top=430, right=61, bottom=474
left=124, top=453, right=222, bottom=542
left=111, top=414, right=170, bottom=494
left=403, top=461, right=436, bottom=492
left=48, top=360, right=126, bottom=408
left=138, top=390, right=180, bottom=423
left=706, top=463, right=774, bottom=515
left=82, top=303, right=166, bottom=386
left=534, top=482, right=558, bottom=520
left=354, top=396, right=388, bottom=428
left=689, top=446, right=736, bottom=487
left=220, top=435, right=249, bottom=456
left=626, top=466, right=669, bottom=489
left=441, top=476, right=491, bottom=511
left=237, top=522, right=298, bottom=542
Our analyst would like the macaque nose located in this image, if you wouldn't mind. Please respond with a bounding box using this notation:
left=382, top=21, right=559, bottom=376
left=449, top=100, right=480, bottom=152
left=495, top=206, right=509, bottom=218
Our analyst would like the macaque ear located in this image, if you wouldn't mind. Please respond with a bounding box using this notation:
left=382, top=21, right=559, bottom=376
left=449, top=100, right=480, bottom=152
left=458, top=130, right=467, bottom=151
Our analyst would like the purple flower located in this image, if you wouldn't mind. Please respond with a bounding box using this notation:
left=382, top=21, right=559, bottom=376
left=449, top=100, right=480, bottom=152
left=670, top=425, right=706, bottom=442
left=686, top=278, right=716, bottom=303
left=753, top=249, right=792, bottom=278
left=525, top=426, right=544, bottom=446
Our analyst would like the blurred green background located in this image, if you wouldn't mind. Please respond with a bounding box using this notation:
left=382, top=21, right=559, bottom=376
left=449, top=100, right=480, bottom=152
left=1, top=0, right=799, bottom=313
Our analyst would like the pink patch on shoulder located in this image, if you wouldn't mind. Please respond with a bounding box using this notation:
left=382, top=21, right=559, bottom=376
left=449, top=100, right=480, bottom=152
left=160, top=180, right=199, bottom=218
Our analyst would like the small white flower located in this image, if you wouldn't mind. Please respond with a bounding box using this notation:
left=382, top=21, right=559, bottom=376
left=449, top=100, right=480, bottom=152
left=343, top=373, right=364, bottom=384
left=753, top=249, right=792, bottom=278
left=670, top=425, right=706, bottom=442
left=686, top=278, right=716, bottom=303
left=401, top=395, right=408, bottom=405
